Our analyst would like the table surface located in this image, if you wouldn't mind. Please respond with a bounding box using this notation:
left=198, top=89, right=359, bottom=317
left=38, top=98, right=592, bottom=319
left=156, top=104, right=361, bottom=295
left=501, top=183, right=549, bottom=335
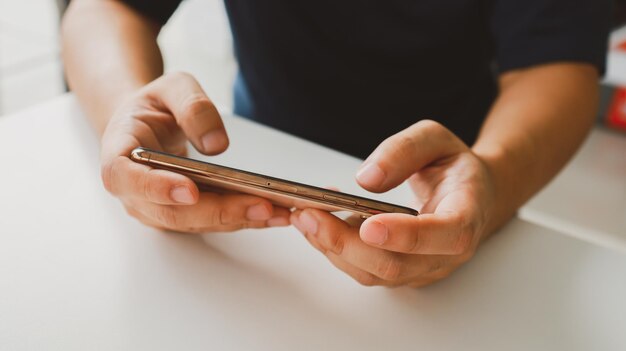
left=1, top=95, right=625, bottom=350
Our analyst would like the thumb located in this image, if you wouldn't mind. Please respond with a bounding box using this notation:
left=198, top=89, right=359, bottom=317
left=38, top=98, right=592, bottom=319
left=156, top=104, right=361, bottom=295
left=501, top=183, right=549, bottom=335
left=147, top=72, right=229, bottom=155
left=355, top=120, right=467, bottom=193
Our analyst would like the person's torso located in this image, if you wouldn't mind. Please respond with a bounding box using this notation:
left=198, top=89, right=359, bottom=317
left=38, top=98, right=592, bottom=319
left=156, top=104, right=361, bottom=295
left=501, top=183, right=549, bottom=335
left=224, top=0, right=497, bottom=158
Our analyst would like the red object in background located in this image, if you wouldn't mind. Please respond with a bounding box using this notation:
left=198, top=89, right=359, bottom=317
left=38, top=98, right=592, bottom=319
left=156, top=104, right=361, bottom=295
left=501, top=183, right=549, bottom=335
left=615, top=41, right=626, bottom=52
left=601, top=40, right=626, bottom=132
left=607, top=88, right=626, bottom=131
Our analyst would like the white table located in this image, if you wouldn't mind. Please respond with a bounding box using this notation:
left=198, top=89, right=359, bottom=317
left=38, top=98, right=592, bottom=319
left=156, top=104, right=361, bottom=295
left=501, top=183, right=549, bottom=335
left=1, top=95, right=626, bottom=350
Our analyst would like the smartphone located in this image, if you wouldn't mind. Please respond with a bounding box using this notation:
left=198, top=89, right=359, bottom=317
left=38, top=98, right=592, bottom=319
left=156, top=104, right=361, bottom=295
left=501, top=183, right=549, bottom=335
left=130, top=147, right=419, bottom=219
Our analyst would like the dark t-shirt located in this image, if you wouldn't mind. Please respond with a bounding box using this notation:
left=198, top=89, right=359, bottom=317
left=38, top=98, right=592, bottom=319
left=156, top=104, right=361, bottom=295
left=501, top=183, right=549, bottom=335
left=122, top=0, right=610, bottom=158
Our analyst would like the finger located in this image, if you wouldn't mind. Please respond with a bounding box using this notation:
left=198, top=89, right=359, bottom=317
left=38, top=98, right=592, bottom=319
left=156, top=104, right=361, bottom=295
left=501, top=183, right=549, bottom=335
left=344, top=214, right=365, bottom=227
left=359, top=212, right=474, bottom=255
left=356, top=120, right=467, bottom=193
left=291, top=211, right=388, bottom=287
left=407, top=267, right=458, bottom=288
left=101, top=156, right=199, bottom=205
left=100, top=108, right=169, bottom=169
left=328, top=251, right=450, bottom=288
left=290, top=210, right=325, bottom=253
left=132, top=192, right=290, bottom=233
left=293, top=209, right=440, bottom=282
left=327, top=252, right=428, bottom=288
left=267, top=206, right=292, bottom=227
left=124, top=205, right=168, bottom=231
left=148, top=72, right=229, bottom=155
left=325, top=252, right=389, bottom=287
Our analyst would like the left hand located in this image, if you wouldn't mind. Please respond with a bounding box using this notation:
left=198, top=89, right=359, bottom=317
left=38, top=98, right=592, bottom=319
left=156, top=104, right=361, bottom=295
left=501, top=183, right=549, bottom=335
left=291, top=120, right=500, bottom=287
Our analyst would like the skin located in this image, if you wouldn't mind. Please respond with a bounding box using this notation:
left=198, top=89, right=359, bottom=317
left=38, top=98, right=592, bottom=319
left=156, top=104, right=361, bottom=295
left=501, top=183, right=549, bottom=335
left=293, top=64, right=599, bottom=287
left=62, top=0, right=599, bottom=286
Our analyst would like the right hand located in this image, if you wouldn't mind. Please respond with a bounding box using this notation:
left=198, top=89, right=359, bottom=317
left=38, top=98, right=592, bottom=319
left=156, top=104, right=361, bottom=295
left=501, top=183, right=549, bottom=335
left=100, top=72, right=291, bottom=233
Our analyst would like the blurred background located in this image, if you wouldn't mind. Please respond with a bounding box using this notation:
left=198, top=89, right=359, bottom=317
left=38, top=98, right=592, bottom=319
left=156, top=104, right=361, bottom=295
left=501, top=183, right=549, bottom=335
left=0, top=0, right=64, bottom=114
left=0, top=0, right=236, bottom=116
left=1, top=0, right=626, bottom=132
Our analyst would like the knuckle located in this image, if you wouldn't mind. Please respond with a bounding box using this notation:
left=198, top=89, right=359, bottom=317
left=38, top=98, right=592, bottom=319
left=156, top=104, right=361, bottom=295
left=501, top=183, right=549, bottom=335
left=354, top=272, right=380, bottom=287
left=385, top=134, right=416, bottom=162
left=207, top=200, right=237, bottom=227
left=326, top=231, right=346, bottom=255
left=417, top=119, right=464, bottom=148
left=181, top=94, right=215, bottom=121
left=416, top=119, right=446, bottom=136
left=375, top=256, right=403, bottom=281
left=453, top=231, right=473, bottom=255
left=396, top=133, right=417, bottom=151
left=140, top=169, right=154, bottom=201
left=452, top=215, right=476, bottom=255
left=427, top=259, right=446, bottom=274
left=166, top=71, right=193, bottom=82
left=407, top=231, right=423, bottom=253
left=215, top=206, right=232, bottom=226
left=154, top=206, right=179, bottom=228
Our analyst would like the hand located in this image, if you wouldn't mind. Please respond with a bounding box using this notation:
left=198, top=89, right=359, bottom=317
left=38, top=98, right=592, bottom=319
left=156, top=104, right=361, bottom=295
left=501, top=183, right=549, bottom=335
left=100, top=72, right=291, bottom=233
left=291, top=120, right=499, bottom=287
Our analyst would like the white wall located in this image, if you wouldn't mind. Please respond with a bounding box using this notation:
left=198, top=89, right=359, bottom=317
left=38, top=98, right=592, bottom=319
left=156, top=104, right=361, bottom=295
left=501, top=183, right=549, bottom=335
left=0, top=0, right=235, bottom=116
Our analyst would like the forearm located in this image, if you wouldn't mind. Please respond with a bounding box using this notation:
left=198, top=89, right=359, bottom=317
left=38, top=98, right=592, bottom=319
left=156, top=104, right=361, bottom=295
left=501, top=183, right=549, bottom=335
left=472, top=63, right=599, bottom=233
left=61, top=0, right=164, bottom=135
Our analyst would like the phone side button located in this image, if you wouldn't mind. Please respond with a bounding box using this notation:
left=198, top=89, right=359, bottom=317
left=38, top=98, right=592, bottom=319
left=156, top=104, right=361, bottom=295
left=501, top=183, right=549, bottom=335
left=267, top=182, right=299, bottom=193
left=322, top=194, right=357, bottom=206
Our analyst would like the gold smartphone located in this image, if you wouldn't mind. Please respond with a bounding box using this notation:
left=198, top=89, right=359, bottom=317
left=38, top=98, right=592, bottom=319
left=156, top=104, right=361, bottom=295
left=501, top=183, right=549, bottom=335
left=130, top=147, right=419, bottom=219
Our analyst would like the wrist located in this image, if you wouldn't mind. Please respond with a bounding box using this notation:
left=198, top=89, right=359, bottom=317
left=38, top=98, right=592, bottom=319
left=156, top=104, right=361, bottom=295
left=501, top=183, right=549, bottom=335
left=472, top=145, right=522, bottom=236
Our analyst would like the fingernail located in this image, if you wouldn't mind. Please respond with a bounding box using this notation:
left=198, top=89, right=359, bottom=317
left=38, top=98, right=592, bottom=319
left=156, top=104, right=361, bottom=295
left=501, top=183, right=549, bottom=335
left=267, top=216, right=290, bottom=227
left=246, top=203, right=272, bottom=221
left=361, top=220, right=388, bottom=245
left=201, top=130, right=228, bottom=153
left=299, top=211, right=318, bottom=236
left=170, top=186, right=195, bottom=204
left=356, top=162, right=386, bottom=188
